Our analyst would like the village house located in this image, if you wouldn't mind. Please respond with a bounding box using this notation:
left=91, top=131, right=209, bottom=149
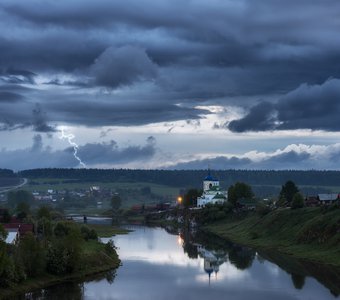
left=5, top=228, right=19, bottom=244
left=236, top=198, right=256, bottom=211
left=305, top=196, right=319, bottom=207
left=3, top=223, right=34, bottom=240
left=317, top=194, right=340, bottom=206
left=1, top=208, right=34, bottom=243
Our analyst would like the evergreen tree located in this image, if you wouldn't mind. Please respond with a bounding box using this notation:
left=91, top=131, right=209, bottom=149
left=279, top=180, right=299, bottom=205
left=111, top=194, right=122, bottom=223
left=183, top=188, right=201, bottom=207
left=228, top=182, right=254, bottom=206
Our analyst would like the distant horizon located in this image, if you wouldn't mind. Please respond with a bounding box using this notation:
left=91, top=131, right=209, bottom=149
left=5, top=167, right=340, bottom=173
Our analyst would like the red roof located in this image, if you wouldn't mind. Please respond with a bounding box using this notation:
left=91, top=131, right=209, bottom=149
left=3, top=223, right=34, bottom=235
left=10, top=216, right=19, bottom=223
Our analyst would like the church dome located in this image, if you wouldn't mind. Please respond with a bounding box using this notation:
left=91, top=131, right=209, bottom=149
left=204, top=175, right=218, bottom=181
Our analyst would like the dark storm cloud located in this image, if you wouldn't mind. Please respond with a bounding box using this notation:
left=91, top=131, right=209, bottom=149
left=78, top=136, right=156, bottom=165
left=228, top=78, right=340, bottom=132
left=0, top=102, right=56, bottom=132
left=0, top=35, right=104, bottom=72
left=228, top=102, right=276, bottom=132
left=31, top=133, right=43, bottom=151
left=276, top=79, right=340, bottom=131
left=2, top=0, right=340, bottom=74
left=47, top=99, right=208, bottom=126
left=0, top=135, right=157, bottom=170
left=32, top=104, right=56, bottom=132
left=1, top=0, right=340, bottom=130
left=0, top=134, right=77, bottom=170
left=0, top=91, right=24, bottom=102
left=91, top=46, right=158, bottom=88
left=0, top=68, right=36, bottom=84
left=0, top=87, right=209, bottom=130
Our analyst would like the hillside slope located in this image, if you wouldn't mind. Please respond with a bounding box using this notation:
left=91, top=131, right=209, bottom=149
left=207, top=207, right=340, bottom=266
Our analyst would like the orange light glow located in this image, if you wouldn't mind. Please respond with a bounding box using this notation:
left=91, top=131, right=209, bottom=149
left=177, top=235, right=184, bottom=246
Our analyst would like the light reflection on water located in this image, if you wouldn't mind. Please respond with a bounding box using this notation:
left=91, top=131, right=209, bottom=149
left=18, top=225, right=340, bottom=300
left=84, top=226, right=338, bottom=300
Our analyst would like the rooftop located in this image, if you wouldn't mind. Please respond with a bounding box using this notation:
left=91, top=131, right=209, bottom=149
left=204, top=175, right=218, bottom=181
left=318, top=194, right=339, bottom=201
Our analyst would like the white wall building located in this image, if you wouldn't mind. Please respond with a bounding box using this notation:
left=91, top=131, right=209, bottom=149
left=197, top=172, right=227, bottom=207
left=5, top=229, right=18, bottom=244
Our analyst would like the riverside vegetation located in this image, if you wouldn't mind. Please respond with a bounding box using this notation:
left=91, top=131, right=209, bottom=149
left=146, top=181, right=340, bottom=267
left=206, top=205, right=340, bottom=266
left=205, top=180, right=340, bottom=266
left=0, top=206, right=120, bottom=298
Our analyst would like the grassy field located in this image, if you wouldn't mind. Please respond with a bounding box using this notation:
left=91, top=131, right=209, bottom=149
left=206, top=207, right=340, bottom=267
left=25, top=178, right=179, bottom=194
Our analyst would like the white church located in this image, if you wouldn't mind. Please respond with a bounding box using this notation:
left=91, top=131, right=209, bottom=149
left=196, top=172, right=227, bottom=207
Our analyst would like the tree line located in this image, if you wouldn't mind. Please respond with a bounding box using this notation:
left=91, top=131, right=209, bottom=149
left=0, top=204, right=117, bottom=289
left=0, top=169, right=16, bottom=178
left=16, top=168, right=340, bottom=187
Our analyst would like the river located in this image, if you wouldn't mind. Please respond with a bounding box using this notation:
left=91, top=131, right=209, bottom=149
left=21, top=225, right=340, bottom=300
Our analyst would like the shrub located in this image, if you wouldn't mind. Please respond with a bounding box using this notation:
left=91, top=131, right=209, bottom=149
left=81, top=226, right=98, bottom=241
left=17, top=233, right=45, bottom=277
left=104, top=240, right=116, bottom=256
left=291, top=193, right=305, bottom=209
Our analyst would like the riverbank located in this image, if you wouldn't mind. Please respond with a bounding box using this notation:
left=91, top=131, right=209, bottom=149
left=205, top=207, right=340, bottom=267
left=0, top=236, right=120, bottom=299
left=86, top=223, right=131, bottom=237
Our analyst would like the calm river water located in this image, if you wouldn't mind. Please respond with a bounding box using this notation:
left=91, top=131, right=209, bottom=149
left=22, top=225, right=340, bottom=300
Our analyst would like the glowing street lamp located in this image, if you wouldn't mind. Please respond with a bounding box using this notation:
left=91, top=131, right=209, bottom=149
left=177, top=196, right=183, bottom=205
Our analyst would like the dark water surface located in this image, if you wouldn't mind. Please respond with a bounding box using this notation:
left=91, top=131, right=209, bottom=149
left=23, top=226, right=340, bottom=300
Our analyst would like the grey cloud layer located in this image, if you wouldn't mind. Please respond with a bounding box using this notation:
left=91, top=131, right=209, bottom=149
left=229, top=78, right=340, bottom=132
left=168, top=144, right=340, bottom=170
left=1, top=0, right=340, bottom=131
left=0, top=135, right=157, bottom=170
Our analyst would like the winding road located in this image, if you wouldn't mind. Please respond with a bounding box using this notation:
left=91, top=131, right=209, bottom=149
left=0, top=178, right=28, bottom=194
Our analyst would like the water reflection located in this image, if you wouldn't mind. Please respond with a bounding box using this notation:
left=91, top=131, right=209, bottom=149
left=177, top=227, right=340, bottom=296
left=197, top=245, right=228, bottom=283
left=10, top=269, right=117, bottom=300
left=12, top=225, right=340, bottom=300
left=178, top=228, right=257, bottom=273
left=25, top=282, right=84, bottom=300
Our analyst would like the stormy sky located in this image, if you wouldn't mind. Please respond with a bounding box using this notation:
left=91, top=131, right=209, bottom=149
left=1, top=0, right=340, bottom=170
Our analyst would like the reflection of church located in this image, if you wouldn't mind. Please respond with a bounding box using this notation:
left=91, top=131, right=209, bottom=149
left=197, top=245, right=228, bottom=283
left=197, top=171, right=227, bottom=207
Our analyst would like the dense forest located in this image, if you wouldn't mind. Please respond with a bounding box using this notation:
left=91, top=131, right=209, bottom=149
left=0, top=169, right=20, bottom=187
left=0, top=169, right=16, bottom=177
left=15, top=168, right=340, bottom=188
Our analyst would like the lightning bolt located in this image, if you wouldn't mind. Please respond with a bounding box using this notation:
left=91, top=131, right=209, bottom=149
left=59, top=127, right=86, bottom=168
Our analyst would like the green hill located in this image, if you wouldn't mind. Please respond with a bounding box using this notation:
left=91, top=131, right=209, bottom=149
left=207, top=207, right=340, bottom=266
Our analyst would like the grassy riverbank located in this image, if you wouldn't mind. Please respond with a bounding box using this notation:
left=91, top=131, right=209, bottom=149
left=0, top=240, right=120, bottom=299
left=206, top=207, right=340, bottom=267
left=86, top=224, right=131, bottom=237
